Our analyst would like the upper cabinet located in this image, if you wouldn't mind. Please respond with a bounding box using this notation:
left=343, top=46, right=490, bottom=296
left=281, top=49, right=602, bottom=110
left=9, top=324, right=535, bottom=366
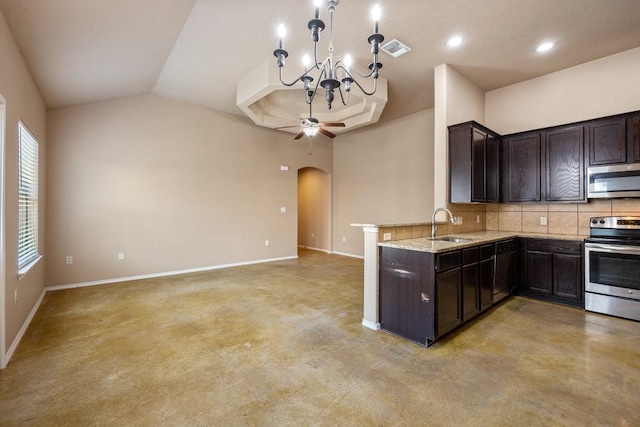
left=449, top=121, right=500, bottom=203
left=502, top=125, right=586, bottom=203
left=448, top=110, right=640, bottom=205
left=502, top=132, right=543, bottom=202
left=588, top=112, right=640, bottom=166
left=545, top=125, right=585, bottom=202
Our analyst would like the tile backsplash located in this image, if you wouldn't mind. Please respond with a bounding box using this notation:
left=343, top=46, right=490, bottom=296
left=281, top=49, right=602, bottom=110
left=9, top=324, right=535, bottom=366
left=377, top=199, right=640, bottom=242
left=486, top=199, right=640, bottom=236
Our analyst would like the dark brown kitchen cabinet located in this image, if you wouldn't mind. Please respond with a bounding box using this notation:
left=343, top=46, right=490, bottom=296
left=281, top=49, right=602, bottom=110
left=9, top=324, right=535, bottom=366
left=502, top=132, right=543, bottom=202
left=461, top=248, right=481, bottom=321
left=379, top=247, right=434, bottom=345
left=628, top=113, right=640, bottom=163
left=379, top=241, right=514, bottom=346
left=519, top=238, right=584, bottom=307
left=587, top=112, right=640, bottom=166
left=436, top=265, right=463, bottom=337
left=588, top=117, right=627, bottom=165
left=545, top=125, right=585, bottom=202
left=479, top=244, right=495, bottom=311
left=449, top=121, right=500, bottom=203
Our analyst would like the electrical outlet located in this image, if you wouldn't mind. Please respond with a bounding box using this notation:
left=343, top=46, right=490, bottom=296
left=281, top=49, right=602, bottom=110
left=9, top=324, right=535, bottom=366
left=342, top=236, right=346, bottom=242
left=454, top=216, right=463, bottom=225
left=118, top=252, right=125, bottom=260
left=383, top=233, right=392, bottom=241
left=311, top=233, right=315, bottom=239
left=65, top=256, right=73, bottom=265
left=14, top=289, right=18, bottom=304
left=280, top=206, right=286, bottom=213
left=265, top=240, right=270, bottom=246
left=540, top=216, right=547, bottom=226
left=476, top=215, right=481, bottom=223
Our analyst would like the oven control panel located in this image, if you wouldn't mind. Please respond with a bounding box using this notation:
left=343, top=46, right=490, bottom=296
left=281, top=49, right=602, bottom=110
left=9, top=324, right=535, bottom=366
left=590, top=216, right=640, bottom=229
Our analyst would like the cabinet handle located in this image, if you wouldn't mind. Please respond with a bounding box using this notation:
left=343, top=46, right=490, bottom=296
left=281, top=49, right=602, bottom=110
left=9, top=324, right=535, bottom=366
left=421, top=293, right=430, bottom=302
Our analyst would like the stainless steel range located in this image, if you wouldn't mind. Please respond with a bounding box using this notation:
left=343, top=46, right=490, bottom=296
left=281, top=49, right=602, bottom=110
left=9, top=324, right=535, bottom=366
left=585, top=216, right=640, bottom=321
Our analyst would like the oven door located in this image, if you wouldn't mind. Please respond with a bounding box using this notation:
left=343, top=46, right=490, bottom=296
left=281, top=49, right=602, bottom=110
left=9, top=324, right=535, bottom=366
left=585, top=242, right=640, bottom=321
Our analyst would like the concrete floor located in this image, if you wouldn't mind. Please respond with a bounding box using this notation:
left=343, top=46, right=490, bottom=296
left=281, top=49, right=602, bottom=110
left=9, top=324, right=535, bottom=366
left=1, top=249, right=639, bottom=425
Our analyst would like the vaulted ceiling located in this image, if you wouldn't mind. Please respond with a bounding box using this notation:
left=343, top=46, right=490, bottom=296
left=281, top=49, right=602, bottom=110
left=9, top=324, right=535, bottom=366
left=1, top=0, right=639, bottom=127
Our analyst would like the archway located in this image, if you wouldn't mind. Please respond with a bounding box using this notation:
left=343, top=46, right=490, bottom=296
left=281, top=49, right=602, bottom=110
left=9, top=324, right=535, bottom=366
left=297, top=167, right=331, bottom=253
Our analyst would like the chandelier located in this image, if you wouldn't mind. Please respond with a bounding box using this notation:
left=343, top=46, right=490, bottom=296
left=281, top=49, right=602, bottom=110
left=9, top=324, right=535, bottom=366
left=273, top=0, right=384, bottom=111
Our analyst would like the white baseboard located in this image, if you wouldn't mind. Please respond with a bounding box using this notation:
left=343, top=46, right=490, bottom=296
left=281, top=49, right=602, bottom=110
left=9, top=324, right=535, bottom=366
left=298, top=245, right=331, bottom=254
left=362, top=319, right=380, bottom=330
left=332, top=251, right=364, bottom=260
left=46, top=255, right=298, bottom=292
left=4, top=288, right=46, bottom=368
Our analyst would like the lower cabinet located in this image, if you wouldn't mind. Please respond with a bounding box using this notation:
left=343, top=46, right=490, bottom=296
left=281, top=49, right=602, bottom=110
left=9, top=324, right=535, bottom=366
left=519, top=238, right=584, bottom=307
left=379, top=241, right=511, bottom=346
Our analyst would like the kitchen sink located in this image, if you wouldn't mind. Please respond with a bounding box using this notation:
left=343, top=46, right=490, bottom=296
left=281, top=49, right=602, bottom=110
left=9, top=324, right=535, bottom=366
left=431, top=236, right=474, bottom=243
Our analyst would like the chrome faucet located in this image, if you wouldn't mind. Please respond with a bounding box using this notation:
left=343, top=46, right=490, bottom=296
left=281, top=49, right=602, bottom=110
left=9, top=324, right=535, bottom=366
left=431, top=207, right=456, bottom=238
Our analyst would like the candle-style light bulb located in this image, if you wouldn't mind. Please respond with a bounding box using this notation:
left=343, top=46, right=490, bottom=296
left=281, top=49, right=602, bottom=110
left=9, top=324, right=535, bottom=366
left=277, top=24, right=287, bottom=49
left=371, top=5, right=381, bottom=34
left=313, top=0, right=322, bottom=19
left=303, top=54, right=311, bottom=71
left=344, top=54, right=352, bottom=73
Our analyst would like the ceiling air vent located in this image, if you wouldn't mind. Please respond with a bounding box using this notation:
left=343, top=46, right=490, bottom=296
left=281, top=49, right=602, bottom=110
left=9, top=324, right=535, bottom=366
left=381, top=39, right=411, bottom=58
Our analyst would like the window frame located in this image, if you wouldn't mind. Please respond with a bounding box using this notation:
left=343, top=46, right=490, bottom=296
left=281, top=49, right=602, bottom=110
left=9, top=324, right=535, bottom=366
left=17, top=120, right=40, bottom=277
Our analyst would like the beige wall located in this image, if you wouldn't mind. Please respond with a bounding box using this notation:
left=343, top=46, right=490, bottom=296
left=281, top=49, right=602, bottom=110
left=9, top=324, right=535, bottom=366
left=297, top=167, right=331, bottom=252
left=434, top=64, right=486, bottom=208
left=333, top=109, right=434, bottom=257
left=486, top=47, right=640, bottom=134
left=45, top=95, right=332, bottom=287
left=0, top=10, right=47, bottom=356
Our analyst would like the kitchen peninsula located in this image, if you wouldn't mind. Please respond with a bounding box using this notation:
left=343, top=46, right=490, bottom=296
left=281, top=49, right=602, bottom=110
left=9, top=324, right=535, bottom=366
left=354, top=223, right=586, bottom=346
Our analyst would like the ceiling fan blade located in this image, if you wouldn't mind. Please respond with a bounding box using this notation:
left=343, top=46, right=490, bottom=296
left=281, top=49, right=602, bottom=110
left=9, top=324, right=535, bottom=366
left=294, top=131, right=305, bottom=140
left=321, top=122, right=346, bottom=127
left=318, top=128, right=336, bottom=139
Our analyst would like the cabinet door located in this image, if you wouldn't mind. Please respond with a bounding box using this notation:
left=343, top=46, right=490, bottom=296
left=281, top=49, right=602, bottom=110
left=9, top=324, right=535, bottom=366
left=379, top=248, right=434, bottom=344
left=545, top=125, right=585, bottom=202
left=589, top=117, right=627, bottom=165
left=462, top=262, right=480, bottom=321
left=486, top=134, right=500, bottom=203
left=628, top=114, right=640, bottom=163
left=479, top=256, right=494, bottom=311
left=553, top=253, right=583, bottom=301
left=449, top=124, right=472, bottom=203
left=494, top=251, right=515, bottom=302
left=471, top=128, right=487, bottom=201
left=436, top=268, right=462, bottom=337
left=505, top=133, right=542, bottom=202
left=527, top=251, right=553, bottom=295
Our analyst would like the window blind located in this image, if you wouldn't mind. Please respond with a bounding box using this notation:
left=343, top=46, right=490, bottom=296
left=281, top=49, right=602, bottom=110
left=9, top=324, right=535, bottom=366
left=18, top=121, right=39, bottom=269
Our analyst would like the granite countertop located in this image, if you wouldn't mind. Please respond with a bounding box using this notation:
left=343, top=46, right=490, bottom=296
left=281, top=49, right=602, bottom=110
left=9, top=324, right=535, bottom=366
left=378, top=231, right=587, bottom=253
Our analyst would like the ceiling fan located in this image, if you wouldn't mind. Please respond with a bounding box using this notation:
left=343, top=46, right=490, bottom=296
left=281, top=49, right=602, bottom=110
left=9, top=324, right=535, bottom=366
left=275, top=101, right=345, bottom=140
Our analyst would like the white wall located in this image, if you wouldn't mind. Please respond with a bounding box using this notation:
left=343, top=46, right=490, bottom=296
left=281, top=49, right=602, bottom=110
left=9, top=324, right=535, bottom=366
left=486, top=47, right=640, bottom=134
left=333, top=109, right=434, bottom=257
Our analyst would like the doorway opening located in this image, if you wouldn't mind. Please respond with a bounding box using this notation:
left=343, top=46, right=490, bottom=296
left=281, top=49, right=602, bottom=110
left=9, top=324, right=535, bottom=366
left=297, top=167, right=331, bottom=254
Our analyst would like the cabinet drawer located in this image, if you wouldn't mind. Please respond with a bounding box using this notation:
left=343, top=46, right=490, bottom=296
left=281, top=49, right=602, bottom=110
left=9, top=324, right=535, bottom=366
left=462, top=247, right=479, bottom=265
left=496, top=239, right=517, bottom=253
left=480, top=244, right=495, bottom=260
left=436, top=251, right=462, bottom=272
left=527, top=239, right=582, bottom=255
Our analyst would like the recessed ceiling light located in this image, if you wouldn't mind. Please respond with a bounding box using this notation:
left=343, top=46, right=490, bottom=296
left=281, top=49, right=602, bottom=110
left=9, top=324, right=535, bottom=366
left=446, top=36, right=464, bottom=48
left=536, top=41, right=555, bottom=53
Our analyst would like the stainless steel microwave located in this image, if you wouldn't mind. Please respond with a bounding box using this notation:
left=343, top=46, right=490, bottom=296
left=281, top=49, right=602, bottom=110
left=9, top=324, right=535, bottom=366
left=587, top=163, right=640, bottom=198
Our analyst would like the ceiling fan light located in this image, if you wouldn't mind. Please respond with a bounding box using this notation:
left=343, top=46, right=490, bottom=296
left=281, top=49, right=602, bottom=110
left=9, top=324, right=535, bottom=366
left=303, top=126, right=320, bottom=137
